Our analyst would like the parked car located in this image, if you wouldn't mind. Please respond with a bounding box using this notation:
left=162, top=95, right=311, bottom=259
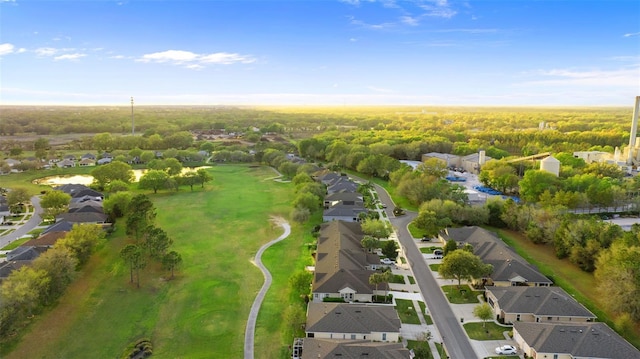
left=420, top=236, right=431, bottom=242
left=380, top=258, right=395, bottom=265
left=433, top=250, right=443, bottom=259
left=495, top=345, right=517, bottom=355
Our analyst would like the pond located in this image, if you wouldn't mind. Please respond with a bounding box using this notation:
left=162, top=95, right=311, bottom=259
left=33, top=166, right=212, bottom=186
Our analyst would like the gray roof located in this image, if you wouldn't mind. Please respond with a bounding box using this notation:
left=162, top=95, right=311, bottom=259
left=55, top=184, right=91, bottom=194
left=56, top=212, right=107, bottom=223
left=301, top=339, right=410, bottom=359
left=323, top=205, right=367, bottom=219
left=68, top=205, right=104, bottom=214
left=68, top=200, right=103, bottom=209
left=514, top=322, right=640, bottom=359
left=313, top=221, right=382, bottom=295
left=325, top=192, right=364, bottom=203
left=440, top=227, right=552, bottom=285
left=486, top=286, right=595, bottom=319
left=6, top=246, right=47, bottom=261
left=306, top=303, right=401, bottom=335
left=43, top=220, right=75, bottom=234
left=327, top=181, right=359, bottom=194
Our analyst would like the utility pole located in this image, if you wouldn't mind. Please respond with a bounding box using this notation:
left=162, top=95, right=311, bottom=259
left=131, top=96, right=135, bottom=136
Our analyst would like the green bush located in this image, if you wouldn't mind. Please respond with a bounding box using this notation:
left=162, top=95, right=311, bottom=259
left=322, top=297, right=346, bottom=302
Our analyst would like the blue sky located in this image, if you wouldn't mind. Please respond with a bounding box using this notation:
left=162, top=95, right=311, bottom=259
left=1, top=0, right=638, bottom=106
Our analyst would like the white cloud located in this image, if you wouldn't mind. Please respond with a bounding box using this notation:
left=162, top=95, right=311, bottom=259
left=140, top=50, right=199, bottom=63
left=200, top=52, right=255, bottom=64
left=624, top=32, right=640, bottom=38
left=0, top=43, right=15, bottom=56
left=110, top=55, right=126, bottom=59
left=35, top=47, right=58, bottom=56
left=349, top=16, right=395, bottom=30
left=418, top=0, right=457, bottom=18
left=521, top=66, right=640, bottom=88
left=54, top=53, right=86, bottom=61
left=400, top=16, right=419, bottom=26
left=138, top=49, right=256, bottom=68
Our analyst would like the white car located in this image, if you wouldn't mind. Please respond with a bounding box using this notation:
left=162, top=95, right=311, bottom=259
left=495, top=345, right=517, bottom=355
left=380, top=258, right=395, bottom=265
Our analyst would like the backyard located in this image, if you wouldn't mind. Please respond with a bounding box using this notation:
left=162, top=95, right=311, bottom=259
left=2, top=165, right=312, bottom=359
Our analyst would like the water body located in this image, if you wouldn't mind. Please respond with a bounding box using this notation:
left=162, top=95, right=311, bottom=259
left=33, top=166, right=212, bottom=186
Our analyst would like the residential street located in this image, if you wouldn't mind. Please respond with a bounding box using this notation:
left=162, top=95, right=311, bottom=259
left=0, top=196, right=43, bottom=249
left=374, top=184, right=478, bottom=359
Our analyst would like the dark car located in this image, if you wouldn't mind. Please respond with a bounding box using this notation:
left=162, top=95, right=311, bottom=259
left=420, top=236, right=431, bottom=242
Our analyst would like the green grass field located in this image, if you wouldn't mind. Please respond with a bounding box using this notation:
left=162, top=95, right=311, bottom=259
left=441, top=285, right=482, bottom=304
left=395, top=299, right=421, bottom=325
left=463, top=322, right=511, bottom=340
left=3, top=165, right=311, bottom=359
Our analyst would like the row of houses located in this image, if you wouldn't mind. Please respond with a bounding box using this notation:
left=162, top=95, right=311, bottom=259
left=2, top=153, right=115, bottom=173
left=439, top=226, right=640, bottom=359
left=295, top=220, right=409, bottom=359
left=317, top=172, right=367, bottom=223
left=0, top=184, right=108, bottom=281
left=295, top=171, right=410, bottom=358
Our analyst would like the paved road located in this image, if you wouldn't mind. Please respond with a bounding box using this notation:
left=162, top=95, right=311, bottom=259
left=0, top=196, right=43, bottom=248
left=244, top=218, right=292, bottom=359
left=373, top=183, right=478, bottom=359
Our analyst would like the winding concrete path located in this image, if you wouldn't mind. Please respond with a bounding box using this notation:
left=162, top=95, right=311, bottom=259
left=244, top=217, right=291, bottom=359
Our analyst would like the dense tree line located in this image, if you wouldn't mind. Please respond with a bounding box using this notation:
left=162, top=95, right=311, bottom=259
left=0, top=224, right=105, bottom=337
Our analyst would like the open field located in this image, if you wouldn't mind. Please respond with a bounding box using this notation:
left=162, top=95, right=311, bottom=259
left=2, top=165, right=310, bottom=359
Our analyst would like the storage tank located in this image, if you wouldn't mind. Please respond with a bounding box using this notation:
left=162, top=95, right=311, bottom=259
left=540, top=156, right=560, bottom=176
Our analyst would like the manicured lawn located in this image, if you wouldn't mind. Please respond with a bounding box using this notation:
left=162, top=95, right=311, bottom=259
left=3, top=165, right=305, bottom=359
left=0, top=166, right=94, bottom=195
left=407, top=275, right=416, bottom=284
left=408, top=222, right=425, bottom=238
left=1, top=236, right=31, bottom=250
left=417, top=301, right=434, bottom=325
left=390, top=274, right=406, bottom=284
left=441, top=285, right=483, bottom=304
left=406, top=340, right=433, bottom=357
left=395, top=298, right=421, bottom=324
left=429, top=263, right=440, bottom=272
left=463, top=322, right=511, bottom=340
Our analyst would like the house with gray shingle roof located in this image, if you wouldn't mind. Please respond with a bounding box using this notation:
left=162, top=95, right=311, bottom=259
left=56, top=212, right=108, bottom=224
left=42, top=220, right=75, bottom=234
left=312, top=221, right=385, bottom=303
left=486, top=286, right=596, bottom=324
left=306, top=303, right=402, bottom=342
left=323, top=204, right=368, bottom=223
left=327, top=180, right=359, bottom=195
left=299, top=338, right=410, bottom=359
left=324, top=192, right=364, bottom=208
left=514, top=322, right=640, bottom=359
left=439, top=226, right=552, bottom=287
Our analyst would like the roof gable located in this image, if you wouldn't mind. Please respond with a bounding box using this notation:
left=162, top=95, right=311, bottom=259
left=306, top=303, right=401, bottom=334
left=487, top=286, right=595, bottom=318
left=515, top=322, right=640, bottom=359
